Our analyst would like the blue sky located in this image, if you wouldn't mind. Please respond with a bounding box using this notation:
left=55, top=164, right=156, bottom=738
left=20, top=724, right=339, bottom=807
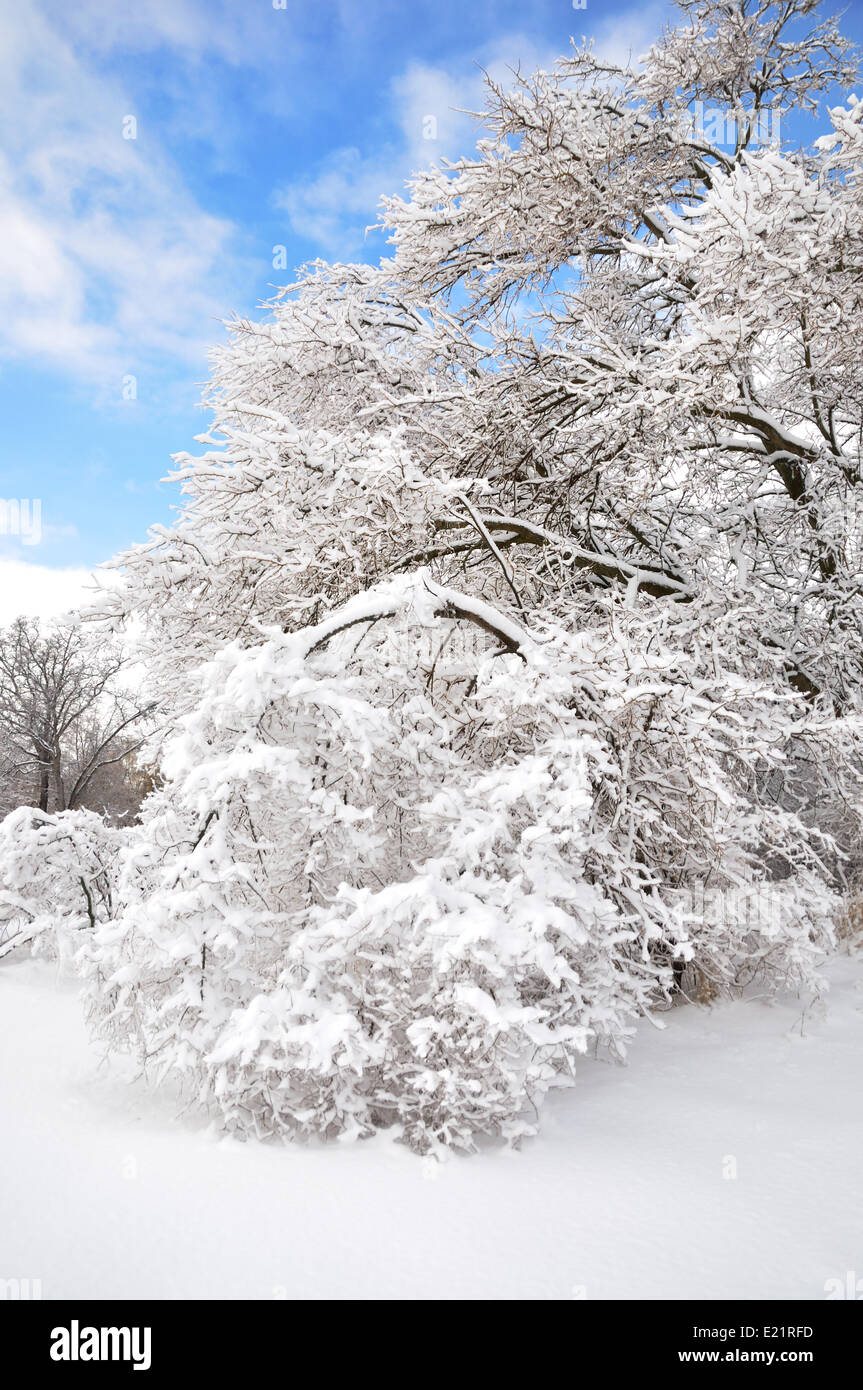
left=0, top=0, right=861, bottom=617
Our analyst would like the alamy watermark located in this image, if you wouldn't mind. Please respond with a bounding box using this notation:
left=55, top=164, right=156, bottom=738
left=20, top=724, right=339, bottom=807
left=0, top=1276, right=42, bottom=1299
left=0, top=498, right=42, bottom=546
left=50, top=1321, right=151, bottom=1371
left=824, top=1270, right=863, bottom=1300
left=689, top=100, right=781, bottom=149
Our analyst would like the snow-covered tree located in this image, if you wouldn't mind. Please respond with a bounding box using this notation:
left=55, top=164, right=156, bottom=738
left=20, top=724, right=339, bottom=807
left=76, top=0, right=863, bottom=1148
left=0, top=617, right=155, bottom=819
left=0, top=807, right=126, bottom=966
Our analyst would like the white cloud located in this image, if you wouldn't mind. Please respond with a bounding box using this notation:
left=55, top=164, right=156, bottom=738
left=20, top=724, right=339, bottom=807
left=276, top=147, right=393, bottom=259
left=588, top=3, right=669, bottom=69
left=54, top=0, right=281, bottom=67
left=0, top=1, right=250, bottom=384
left=0, top=560, right=105, bottom=625
left=274, top=63, right=482, bottom=259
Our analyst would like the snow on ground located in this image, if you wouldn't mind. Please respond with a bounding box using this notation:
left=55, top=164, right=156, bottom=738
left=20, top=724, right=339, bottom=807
left=2, top=954, right=862, bottom=1300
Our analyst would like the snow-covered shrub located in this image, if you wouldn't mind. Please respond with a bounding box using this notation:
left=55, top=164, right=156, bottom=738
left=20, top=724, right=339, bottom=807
left=82, top=577, right=841, bottom=1151
left=0, top=807, right=126, bottom=967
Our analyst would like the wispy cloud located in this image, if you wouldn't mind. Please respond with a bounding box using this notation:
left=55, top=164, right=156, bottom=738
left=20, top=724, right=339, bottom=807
left=589, top=2, right=670, bottom=69
left=0, top=1, right=252, bottom=385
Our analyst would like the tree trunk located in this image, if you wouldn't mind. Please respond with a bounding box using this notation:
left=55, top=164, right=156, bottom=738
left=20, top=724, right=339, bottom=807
left=51, top=754, right=66, bottom=813
left=37, top=762, right=49, bottom=812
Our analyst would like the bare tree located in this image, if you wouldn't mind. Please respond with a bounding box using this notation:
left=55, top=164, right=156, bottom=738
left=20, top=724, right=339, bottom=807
left=0, top=617, right=155, bottom=819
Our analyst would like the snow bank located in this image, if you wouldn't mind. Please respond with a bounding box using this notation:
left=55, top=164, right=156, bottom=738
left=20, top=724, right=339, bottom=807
left=2, top=956, right=861, bottom=1299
